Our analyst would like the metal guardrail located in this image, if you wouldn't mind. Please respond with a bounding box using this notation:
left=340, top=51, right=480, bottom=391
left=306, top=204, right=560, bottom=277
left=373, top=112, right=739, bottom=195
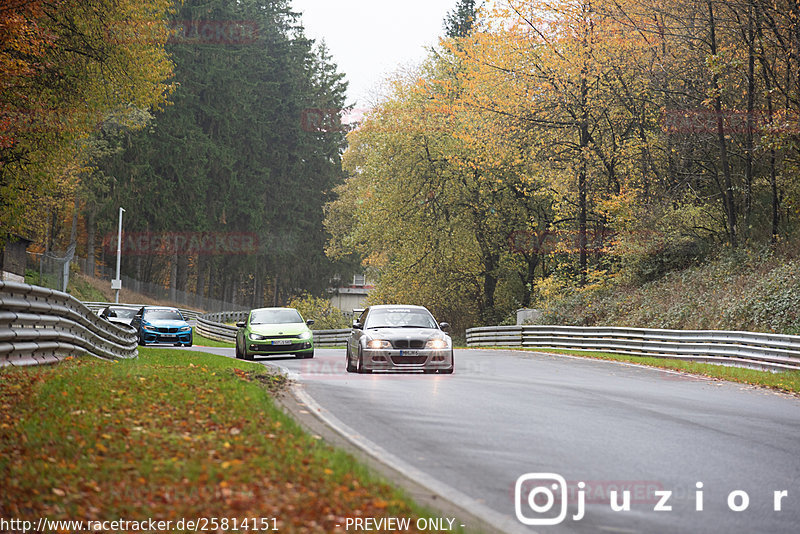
left=82, top=302, right=202, bottom=322
left=195, top=311, right=350, bottom=346
left=1, top=282, right=138, bottom=367
left=465, top=325, right=800, bottom=372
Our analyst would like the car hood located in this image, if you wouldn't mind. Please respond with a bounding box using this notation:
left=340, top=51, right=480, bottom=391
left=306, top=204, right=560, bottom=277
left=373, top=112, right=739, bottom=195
left=248, top=323, right=309, bottom=336
left=365, top=327, right=445, bottom=340
left=144, top=319, right=190, bottom=328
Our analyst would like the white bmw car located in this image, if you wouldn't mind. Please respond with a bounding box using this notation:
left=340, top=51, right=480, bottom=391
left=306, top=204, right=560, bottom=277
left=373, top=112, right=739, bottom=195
left=346, top=305, right=454, bottom=374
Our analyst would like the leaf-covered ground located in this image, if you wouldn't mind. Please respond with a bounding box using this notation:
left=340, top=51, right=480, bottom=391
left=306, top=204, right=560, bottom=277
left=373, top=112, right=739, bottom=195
left=0, top=349, right=452, bottom=532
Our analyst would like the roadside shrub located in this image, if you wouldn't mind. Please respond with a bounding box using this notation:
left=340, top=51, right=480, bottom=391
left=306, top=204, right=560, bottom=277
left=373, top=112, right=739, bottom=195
left=735, top=261, right=800, bottom=333
left=286, top=294, right=350, bottom=330
left=534, top=248, right=800, bottom=335
left=622, top=238, right=708, bottom=284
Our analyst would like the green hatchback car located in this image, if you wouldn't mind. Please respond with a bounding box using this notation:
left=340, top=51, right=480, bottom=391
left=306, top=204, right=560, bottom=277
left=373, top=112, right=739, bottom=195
left=235, top=307, right=315, bottom=360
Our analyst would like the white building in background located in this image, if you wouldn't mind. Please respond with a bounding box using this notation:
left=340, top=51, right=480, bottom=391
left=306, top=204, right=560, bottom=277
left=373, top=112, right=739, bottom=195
left=330, top=274, right=373, bottom=315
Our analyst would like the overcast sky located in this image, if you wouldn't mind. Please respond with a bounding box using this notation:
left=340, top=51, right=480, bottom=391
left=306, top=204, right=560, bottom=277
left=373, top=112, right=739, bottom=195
left=291, top=0, right=458, bottom=110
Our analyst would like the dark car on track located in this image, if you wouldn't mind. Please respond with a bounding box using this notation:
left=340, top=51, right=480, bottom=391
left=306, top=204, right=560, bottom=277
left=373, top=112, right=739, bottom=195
left=346, top=305, right=454, bottom=374
left=131, top=306, right=193, bottom=347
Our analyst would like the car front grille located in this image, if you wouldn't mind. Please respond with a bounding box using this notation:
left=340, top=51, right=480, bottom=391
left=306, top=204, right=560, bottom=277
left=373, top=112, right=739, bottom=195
left=392, top=339, right=425, bottom=349
left=251, top=343, right=308, bottom=352
left=391, top=356, right=428, bottom=365
left=157, top=327, right=180, bottom=333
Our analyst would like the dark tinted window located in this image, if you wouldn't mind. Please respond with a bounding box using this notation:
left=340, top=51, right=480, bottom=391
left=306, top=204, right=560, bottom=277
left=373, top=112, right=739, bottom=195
left=364, top=308, right=437, bottom=329
left=143, top=308, right=184, bottom=321
left=110, top=308, right=137, bottom=319
left=250, top=309, right=303, bottom=325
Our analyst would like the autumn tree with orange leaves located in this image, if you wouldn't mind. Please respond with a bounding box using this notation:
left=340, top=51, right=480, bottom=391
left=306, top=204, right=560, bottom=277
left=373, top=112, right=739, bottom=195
left=327, top=0, right=800, bottom=328
left=0, top=0, right=174, bottom=246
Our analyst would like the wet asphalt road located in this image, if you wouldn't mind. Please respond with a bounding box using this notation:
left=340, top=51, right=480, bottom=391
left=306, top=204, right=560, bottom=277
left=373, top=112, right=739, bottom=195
left=181, top=345, right=800, bottom=534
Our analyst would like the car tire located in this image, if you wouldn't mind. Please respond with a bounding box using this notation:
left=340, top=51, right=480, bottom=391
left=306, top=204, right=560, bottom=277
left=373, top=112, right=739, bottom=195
left=138, top=332, right=146, bottom=346
left=305, top=349, right=314, bottom=359
left=235, top=342, right=242, bottom=359
left=174, top=342, right=182, bottom=347
left=185, top=339, right=193, bottom=347
left=356, top=346, right=371, bottom=374
left=345, top=346, right=356, bottom=373
left=441, top=353, right=454, bottom=374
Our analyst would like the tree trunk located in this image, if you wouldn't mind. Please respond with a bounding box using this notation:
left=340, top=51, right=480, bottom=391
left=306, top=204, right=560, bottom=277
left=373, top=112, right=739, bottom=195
left=169, top=253, right=178, bottom=302
left=709, top=2, right=737, bottom=247
left=743, top=3, right=756, bottom=241
left=86, top=211, right=95, bottom=277
left=755, top=2, right=780, bottom=245
left=176, top=253, right=189, bottom=293
left=578, top=67, right=590, bottom=286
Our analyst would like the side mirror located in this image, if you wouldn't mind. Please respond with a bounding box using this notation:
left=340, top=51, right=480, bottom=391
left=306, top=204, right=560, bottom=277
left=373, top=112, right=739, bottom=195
left=236, top=321, right=245, bottom=328
left=352, top=321, right=363, bottom=330
left=306, top=319, right=315, bottom=326
left=439, top=322, right=450, bottom=332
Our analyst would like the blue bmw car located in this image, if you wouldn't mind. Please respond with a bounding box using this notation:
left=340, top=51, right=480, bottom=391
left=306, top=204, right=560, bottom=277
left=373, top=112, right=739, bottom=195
left=131, top=306, right=193, bottom=346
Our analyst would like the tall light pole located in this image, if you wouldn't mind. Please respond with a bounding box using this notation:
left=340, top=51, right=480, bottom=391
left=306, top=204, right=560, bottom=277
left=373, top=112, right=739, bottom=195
left=112, top=207, right=125, bottom=303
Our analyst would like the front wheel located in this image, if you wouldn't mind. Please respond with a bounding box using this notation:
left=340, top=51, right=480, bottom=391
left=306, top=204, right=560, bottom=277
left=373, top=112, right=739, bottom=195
left=356, top=346, right=371, bottom=374
left=440, top=353, right=454, bottom=374
left=138, top=332, right=147, bottom=346
left=345, top=346, right=356, bottom=373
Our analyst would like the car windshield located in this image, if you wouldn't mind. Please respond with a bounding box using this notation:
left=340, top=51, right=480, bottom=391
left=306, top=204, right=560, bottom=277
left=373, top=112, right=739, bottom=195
left=250, top=309, right=303, bottom=325
left=144, top=309, right=184, bottom=321
left=365, top=308, right=437, bottom=329
left=110, top=308, right=137, bottom=319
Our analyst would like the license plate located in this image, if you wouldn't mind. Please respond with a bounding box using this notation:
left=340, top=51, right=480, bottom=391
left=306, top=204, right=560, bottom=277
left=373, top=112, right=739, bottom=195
left=161, top=334, right=176, bottom=339
left=399, top=350, right=419, bottom=356
left=271, top=339, right=292, bottom=346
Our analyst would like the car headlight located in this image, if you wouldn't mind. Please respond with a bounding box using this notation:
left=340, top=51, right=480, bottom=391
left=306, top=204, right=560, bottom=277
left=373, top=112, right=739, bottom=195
left=180, top=326, right=192, bottom=332
left=366, top=339, right=391, bottom=349
left=249, top=333, right=267, bottom=341
left=425, top=338, right=449, bottom=350
left=298, top=331, right=312, bottom=340
left=142, top=322, right=156, bottom=331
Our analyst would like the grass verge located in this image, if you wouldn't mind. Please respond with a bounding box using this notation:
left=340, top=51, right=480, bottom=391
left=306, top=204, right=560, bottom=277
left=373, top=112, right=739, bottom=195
left=192, top=332, right=235, bottom=347
left=0, top=349, right=467, bottom=532
left=501, top=347, right=800, bottom=394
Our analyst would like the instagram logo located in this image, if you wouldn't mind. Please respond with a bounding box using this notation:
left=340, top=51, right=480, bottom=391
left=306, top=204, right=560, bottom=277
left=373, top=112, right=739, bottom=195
left=515, top=473, right=569, bottom=525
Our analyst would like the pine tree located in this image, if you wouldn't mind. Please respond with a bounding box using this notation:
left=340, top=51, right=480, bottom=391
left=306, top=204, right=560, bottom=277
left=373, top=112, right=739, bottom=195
left=443, top=0, right=477, bottom=38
